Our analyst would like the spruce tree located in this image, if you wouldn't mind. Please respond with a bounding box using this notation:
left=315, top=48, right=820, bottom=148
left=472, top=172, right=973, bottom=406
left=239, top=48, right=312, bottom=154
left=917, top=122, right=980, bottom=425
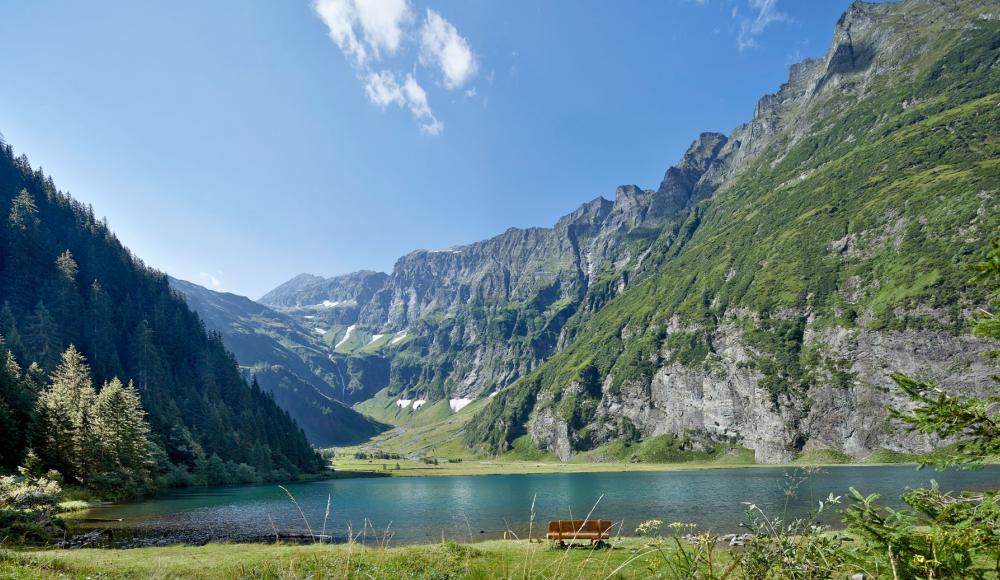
left=33, top=345, right=95, bottom=482
left=0, top=341, right=34, bottom=471
left=4, top=189, right=43, bottom=312
left=91, top=378, right=154, bottom=496
left=21, top=302, right=62, bottom=371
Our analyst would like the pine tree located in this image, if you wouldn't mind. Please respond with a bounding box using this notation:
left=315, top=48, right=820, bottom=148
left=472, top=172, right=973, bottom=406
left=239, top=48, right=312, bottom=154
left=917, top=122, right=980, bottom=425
left=0, top=302, right=24, bottom=358
left=21, top=302, right=62, bottom=371
left=4, top=189, right=43, bottom=312
left=127, top=320, right=162, bottom=393
left=7, top=189, right=39, bottom=233
left=90, top=378, right=154, bottom=496
left=0, top=339, right=37, bottom=470
left=84, top=281, right=122, bottom=379
left=50, top=250, right=83, bottom=347
left=33, top=345, right=95, bottom=482
left=54, top=250, right=78, bottom=281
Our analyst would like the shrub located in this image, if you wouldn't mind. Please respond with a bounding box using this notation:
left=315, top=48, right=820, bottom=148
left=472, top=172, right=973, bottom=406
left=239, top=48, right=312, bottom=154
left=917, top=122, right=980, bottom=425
left=0, top=467, right=64, bottom=544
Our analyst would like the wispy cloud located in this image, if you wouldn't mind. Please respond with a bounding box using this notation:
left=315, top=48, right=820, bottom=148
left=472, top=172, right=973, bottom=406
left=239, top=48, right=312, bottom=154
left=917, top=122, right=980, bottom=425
left=199, top=272, right=224, bottom=291
left=419, top=9, right=477, bottom=90
left=736, top=0, right=787, bottom=51
left=313, top=0, right=411, bottom=65
left=312, top=0, right=477, bottom=135
left=362, top=70, right=443, bottom=134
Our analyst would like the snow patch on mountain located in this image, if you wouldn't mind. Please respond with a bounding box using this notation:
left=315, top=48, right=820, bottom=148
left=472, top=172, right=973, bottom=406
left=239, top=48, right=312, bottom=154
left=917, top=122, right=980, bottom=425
left=335, top=324, right=356, bottom=348
left=449, top=398, right=473, bottom=412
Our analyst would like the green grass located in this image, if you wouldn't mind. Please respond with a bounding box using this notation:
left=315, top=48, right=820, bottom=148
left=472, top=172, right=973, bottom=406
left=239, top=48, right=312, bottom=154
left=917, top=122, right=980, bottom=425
left=0, top=538, right=715, bottom=579
left=503, top=435, right=560, bottom=462
left=860, top=448, right=923, bottom=464
left=794, top=449, right=853, bottom=465
left=569, top=435, right=756, bottom=466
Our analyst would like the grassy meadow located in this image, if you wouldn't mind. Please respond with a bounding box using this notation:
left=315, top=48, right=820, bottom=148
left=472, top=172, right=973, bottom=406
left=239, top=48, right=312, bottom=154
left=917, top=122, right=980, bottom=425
left=0, top=538, right=746, bottom=579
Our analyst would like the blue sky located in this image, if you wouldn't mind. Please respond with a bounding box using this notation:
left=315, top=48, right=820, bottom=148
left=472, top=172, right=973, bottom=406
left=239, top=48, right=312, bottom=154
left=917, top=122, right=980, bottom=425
left=0, top=0, right=858, bottom=299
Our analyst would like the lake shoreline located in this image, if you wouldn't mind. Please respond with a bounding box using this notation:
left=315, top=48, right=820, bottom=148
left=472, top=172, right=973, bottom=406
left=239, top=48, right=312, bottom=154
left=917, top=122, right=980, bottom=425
left=329, top=459, right=924, bottom=478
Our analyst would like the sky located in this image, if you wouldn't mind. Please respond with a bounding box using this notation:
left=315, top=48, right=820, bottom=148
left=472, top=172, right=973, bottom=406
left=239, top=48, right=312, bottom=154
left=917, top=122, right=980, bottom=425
left=0, top=0, right=861, bottom=299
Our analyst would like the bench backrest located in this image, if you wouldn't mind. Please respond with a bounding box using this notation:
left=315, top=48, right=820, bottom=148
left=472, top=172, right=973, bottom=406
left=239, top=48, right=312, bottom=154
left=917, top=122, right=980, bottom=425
left=547, top=520, right=613, bottom=534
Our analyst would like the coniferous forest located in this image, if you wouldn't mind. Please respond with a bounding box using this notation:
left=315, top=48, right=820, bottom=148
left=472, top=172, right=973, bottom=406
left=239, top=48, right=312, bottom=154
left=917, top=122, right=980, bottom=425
left=0, top=138, right=323, bottom=499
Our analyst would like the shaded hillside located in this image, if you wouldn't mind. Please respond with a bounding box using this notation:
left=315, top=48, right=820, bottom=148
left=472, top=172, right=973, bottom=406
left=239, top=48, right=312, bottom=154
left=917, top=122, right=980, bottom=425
left=0, top=142, right=322, bottom=480
left=169, top=277, right=385, bottom=446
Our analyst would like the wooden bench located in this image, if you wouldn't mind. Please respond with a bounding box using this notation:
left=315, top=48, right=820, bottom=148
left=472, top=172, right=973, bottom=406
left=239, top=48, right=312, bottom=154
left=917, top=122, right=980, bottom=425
left=546, top=520, right=613, bottom=546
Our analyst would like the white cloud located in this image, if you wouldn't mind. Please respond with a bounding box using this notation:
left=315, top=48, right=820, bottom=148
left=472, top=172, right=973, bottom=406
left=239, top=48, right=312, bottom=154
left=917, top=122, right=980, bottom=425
left=312, top=0, right=478, bottom=135
left=403, top=74, right=444, bottom=135
left=737, top=0, right=787, bottom=51
left=313, top=0, right=367, bottom=65
left=419, top=9, right=478, bottom=90
left=199, top=272, right=223, bottom=290
left=312, top=0, right=410, bottom=65
left=354, top=0, right=411, bottom=58
left=361, top=70, right=443, bottom=135
left=364, top=70, right=405, bottom=108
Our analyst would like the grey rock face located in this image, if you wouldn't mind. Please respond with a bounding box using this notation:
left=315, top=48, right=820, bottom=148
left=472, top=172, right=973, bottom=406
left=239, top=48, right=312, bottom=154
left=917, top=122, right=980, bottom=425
left=526, top=322, right=999, bottom=463
left=800, top=328, right=999, bottom=457
left=649, top=132, right=728, bottom=218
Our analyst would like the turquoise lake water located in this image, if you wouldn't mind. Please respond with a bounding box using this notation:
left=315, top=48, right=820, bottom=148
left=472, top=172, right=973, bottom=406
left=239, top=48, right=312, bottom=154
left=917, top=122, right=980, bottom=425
left=84, top=465, right=1000, bottom=544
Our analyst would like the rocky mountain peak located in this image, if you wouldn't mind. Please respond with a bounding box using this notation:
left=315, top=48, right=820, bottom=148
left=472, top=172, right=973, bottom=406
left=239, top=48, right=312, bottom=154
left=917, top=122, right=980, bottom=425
left=648, top=132, right=729, bottom=219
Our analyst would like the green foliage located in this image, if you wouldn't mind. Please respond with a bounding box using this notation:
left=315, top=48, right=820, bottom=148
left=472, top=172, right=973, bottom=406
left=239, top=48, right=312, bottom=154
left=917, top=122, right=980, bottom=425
left=890, top=373, right=1000, bottom=468
left=87, top=378, right=155, bottom=497
left=0, top=467, right=63, bottom=544
left=0, top=343, right=36, bottom=471
left=843, top=484, right=1000, bottom=579
left=842, top=231, right=1000, bottom=578
left=739, top=497, right=849, bottom=580
left=971, top=233, right=1000, bottom=359
left=32, top=345, right=95, bottom=482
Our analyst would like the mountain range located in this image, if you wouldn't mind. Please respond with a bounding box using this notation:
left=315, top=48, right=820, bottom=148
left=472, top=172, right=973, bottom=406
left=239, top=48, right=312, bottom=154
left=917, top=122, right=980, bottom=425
left=10, top=0, right=995, bottom=466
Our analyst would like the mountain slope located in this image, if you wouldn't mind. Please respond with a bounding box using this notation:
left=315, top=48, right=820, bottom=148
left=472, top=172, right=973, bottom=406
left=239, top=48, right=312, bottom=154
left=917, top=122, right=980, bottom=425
left=258, top=0, right=998, bottom=462
left=169, top=277, right=385, bottom=446
left=0, top=143, right=322, bottom=479
left=466, top=0, right=1000, bottom=462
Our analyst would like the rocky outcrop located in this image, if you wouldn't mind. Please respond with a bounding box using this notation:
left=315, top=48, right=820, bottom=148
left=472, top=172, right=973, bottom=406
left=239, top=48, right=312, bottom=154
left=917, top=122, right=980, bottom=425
left=528, top=322, right=999, bottom=463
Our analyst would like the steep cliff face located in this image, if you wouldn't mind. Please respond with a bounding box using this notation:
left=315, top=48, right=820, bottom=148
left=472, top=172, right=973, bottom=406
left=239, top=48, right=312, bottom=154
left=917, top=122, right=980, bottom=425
left=466, top=0, right=1000, bottom=462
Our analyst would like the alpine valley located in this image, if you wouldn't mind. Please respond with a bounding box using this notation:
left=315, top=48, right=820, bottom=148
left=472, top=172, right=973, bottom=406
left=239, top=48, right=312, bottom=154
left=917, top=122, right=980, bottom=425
left=170, top=0, right=1000, bottom=463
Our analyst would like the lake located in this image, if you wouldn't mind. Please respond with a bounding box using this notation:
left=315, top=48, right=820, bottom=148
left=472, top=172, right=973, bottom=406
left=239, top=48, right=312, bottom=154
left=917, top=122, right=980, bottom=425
left=82, top=465, right=1000, bottom=545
